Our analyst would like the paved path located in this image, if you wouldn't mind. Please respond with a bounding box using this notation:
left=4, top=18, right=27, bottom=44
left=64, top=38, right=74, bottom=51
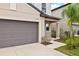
left=46, top=40, right=66, bottom=56
left=0, top=41, right=67, bottom=56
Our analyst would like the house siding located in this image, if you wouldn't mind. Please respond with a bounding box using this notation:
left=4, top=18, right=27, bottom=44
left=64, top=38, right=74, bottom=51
left=0, top=3, right=10, bottom=9
left=0, top=3, right=40, bottom=20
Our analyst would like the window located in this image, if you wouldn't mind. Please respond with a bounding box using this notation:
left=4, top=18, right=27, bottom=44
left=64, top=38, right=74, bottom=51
left=42, top=3, right=46, bottom=13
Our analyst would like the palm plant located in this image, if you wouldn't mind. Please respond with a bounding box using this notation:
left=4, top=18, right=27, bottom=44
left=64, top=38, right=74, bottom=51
left=62, top=4, right=79, bottom=49
left=62, top=3, right=79, bottom=37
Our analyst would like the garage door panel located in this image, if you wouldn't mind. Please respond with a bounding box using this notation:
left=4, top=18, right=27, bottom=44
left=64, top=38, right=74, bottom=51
left=0, top=20, right=38, bottom=48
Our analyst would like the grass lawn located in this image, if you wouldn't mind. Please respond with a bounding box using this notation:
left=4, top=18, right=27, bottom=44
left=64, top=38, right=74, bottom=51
left=55, top=45, right=79, bottom=56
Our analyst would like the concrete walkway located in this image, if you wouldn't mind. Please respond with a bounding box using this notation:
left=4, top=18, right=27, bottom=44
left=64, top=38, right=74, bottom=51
left=0, top=41, right=67, bottom=56
left=46, top=40, right=66, bottom=56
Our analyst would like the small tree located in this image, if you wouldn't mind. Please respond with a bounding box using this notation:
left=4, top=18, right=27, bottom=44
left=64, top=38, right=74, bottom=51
left=62, top=4, right=79, bottom=37
left=62, top=4, right=79, bottom=49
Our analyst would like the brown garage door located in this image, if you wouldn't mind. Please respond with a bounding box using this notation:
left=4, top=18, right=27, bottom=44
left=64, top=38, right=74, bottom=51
left=0, top=19, right=38, bottom=48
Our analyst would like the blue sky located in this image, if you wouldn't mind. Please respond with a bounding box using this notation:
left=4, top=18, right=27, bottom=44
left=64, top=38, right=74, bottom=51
left=51, top=3, right=67, bottom=9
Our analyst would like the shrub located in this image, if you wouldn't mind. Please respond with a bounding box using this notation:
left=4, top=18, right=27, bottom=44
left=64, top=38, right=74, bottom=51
left=74, top=37, right=79, bottom=47
left=65, top=37, right=74, bottom=49
left=65, top=37, right=79, bottom=49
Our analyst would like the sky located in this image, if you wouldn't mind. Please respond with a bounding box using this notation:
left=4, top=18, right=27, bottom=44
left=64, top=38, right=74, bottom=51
left=51, top=3, right=67, bottom=10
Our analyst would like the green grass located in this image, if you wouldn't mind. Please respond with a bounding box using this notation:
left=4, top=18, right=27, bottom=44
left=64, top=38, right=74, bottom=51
left=55, top=37, right=79, bottom=56
left=55, top=45, right=79, bottom=56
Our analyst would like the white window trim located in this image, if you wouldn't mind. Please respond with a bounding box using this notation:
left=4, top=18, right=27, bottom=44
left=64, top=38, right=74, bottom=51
left=10, top=3, right=16, bottom=10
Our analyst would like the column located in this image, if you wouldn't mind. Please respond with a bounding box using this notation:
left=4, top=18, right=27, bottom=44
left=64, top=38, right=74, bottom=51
left=56, top=22, right=60, bottom=39
left=49, top=23, right=52, bottom=38
left=41, top=18, right=45, bottom=37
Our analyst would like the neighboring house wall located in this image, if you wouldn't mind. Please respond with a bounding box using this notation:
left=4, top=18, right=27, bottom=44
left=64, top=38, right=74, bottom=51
left=51, top=6, right=70, bottom=31
left=51, top=7, right=64, bottom=18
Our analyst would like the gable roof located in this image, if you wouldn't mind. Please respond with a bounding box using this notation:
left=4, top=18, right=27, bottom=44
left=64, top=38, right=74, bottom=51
left=27, top=3, right=61, bottom=20
left=51, top=3, right=71, bottom=12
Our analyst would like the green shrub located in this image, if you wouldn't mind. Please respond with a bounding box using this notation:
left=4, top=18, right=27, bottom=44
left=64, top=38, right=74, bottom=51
left=75, top=37, right=79, bottom=47
left=65, top=37, right=79, bottom=49
left=65, top=37, right=74, bottom=49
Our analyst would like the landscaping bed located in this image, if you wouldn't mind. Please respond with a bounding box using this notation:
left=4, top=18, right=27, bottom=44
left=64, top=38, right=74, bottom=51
left=41, top=42, right=52, bottom=45
left=54, top=39, right=65, bottom=43
left=55, top=36, right=79, bottom=56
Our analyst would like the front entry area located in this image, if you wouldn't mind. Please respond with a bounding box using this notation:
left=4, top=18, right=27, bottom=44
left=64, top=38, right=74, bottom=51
left=0, top=19, right=38, bottom=48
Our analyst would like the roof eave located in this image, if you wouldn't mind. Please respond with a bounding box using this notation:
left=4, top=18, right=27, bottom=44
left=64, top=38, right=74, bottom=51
left=40, top=13, right=61, bottom=20
left=51, top=3, right=71, bottom=12
left=27, top=3, right=61, bottom=20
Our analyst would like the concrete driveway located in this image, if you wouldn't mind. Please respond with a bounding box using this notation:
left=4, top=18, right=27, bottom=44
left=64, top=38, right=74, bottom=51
left=0, top=41, right=66, bottom=56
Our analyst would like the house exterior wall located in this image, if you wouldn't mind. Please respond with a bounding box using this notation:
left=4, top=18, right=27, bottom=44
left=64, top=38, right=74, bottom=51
left=31, top=3, right=42, bottom=10
left=0, top=3, right=10, bottom=9
left=0, top=3, right=58, bottom=43
left=0, top=3, right=43, bottom=43
left=0, top=3, right=40, bottom=20
left=51, top=7, right=64, bottom=18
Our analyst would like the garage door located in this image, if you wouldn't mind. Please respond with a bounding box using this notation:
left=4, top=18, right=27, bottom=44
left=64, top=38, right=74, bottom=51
left=0, top=19, right=38, bottom=48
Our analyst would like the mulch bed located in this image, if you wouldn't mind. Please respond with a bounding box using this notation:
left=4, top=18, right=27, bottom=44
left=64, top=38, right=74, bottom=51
left=54, top=39, right=65, bottom=43
left=41, top=42, right=53, bottom=45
